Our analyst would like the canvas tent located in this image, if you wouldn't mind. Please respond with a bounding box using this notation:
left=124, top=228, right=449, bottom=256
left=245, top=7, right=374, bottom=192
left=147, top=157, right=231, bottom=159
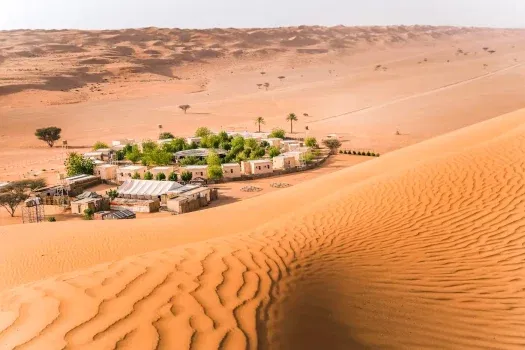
left=118, top=180, right=182, bottom=202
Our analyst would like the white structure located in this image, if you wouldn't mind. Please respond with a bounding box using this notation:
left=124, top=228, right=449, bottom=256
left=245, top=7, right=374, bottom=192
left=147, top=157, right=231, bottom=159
left=112, top=138, right=135, bottom=146
left=221, top=163, right=241, bottom=179
left=83, top=151, right=103, bottom=160
left=117, top=165, right=147, bottom=182
left=272, top=155, right=297, bottom=170
left=157, top=139, right=173, bottom=146
left=182, top=165, right=208, bottom=180
left=150, top=166, right=175, bottom=179
left=244, top=159, right=273, bottom=175
left=185, top=137, right=202, bottom=145
left=118, top=179, right=182, bottom=200
left=266, top=138, right=282, bottom=148
left=94, top=164, right=118, bottom=181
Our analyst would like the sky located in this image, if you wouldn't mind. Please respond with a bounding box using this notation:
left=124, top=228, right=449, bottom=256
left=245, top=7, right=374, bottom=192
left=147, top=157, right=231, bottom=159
left=1, top=0, right=524, bottom=30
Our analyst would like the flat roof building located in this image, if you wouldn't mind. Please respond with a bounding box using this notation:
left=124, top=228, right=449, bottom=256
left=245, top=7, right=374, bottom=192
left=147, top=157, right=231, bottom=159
left=182, top=165, right=208, bottom=180
left=221, top=163, right=241, bottom=179
left=117, top=165, right=147, bottom=182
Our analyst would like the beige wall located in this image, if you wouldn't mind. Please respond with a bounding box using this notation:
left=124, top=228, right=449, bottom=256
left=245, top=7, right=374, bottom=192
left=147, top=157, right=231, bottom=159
left=117, top=167, right=147, bottom=182
left=251, top=162, right=273, bottom=175
left=273, top=156, right=296, bottom=170
left=222, top=164, right=241, bottom=179
left=95, top=165, right=118, bottom=180
left=184, top=167, right=208, bottom=180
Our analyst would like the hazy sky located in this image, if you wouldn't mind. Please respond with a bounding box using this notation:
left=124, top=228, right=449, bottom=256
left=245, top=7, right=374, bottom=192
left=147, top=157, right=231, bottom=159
left=1, top=0, right=524, bottom=30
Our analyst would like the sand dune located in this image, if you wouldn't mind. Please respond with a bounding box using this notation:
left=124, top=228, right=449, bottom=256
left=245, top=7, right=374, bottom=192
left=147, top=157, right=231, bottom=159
left=0, top=109, right=524, bottom=349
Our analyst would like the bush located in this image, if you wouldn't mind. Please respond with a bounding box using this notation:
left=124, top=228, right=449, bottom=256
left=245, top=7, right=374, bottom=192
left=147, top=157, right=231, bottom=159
left=322, top=139, right=342, bottom=155
left=357, top=151, right=362, bottom=156
left=65, top=152, right=94, bottom=176
left=106, top=189, right=119, bottom=200
left=376, top=153, right=380, bottom=157
left=162, top=137, right=187, bottom=153
left=208, top=165, right=223, bottom=180
left=35, top=127, right=61, bottom=147
left=159, top=132, right=175, bottom=140
left=168, top=172, right=178, bottom=181
left=180, top=156, right=200, bottom=166
left=195, top=127, right=212, bottom=137
left=142, top=148, right=172, bottom=166
left=339, top=150, right=343, bottom=154
left=366, top=151, right=371, bottom=156
left=260, top=140, right=270, bottom=148
left=125, top=145, right=143, bottom=163
left=304, top=137, right=318, bottom=148
left=155, top=172, right=166, bottom=181
left=268, top=146, right=281, bottom=158
left=83, top=208, right=94, bottom=220
left=92, top=141, right=109, bottom=150
left=371, top=152, right=376, bottom=157
left=47, top=217, right=57, bottom=222
left=181, top=171, right=192, bottom=182
left=352, top=151, right=357, bottom=155
left=301, top=152, right=315, bottom=164
left=206, top=151, right=222, bottom=166
left=144, top=171, right=154, bottom=180
left=132, top=172, right=141, bottom=179
left=269, top=128, right=286, bottom=139
left=142, top=140, right=158, bottom=153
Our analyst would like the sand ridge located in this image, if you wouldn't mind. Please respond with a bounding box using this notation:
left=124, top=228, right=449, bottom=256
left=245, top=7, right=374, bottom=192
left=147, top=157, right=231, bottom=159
left=0, top=108, right=524, bottom=349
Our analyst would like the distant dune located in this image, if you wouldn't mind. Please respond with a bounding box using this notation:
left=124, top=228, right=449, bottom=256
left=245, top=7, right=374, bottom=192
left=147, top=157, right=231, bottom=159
left=0, top=108, right=524, bottom=349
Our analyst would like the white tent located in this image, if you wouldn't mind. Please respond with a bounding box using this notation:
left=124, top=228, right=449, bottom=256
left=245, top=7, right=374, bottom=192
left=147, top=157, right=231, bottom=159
left=118, top=180, right=182, bottom=200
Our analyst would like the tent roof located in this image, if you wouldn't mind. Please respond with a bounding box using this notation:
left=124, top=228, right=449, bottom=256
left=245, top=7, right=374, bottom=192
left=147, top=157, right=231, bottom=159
left=118, top=180, right=182, bottom=197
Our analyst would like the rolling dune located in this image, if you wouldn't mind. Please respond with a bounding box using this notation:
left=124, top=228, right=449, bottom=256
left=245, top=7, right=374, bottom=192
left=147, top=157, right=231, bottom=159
left=1, top=109, right=524, bottom=349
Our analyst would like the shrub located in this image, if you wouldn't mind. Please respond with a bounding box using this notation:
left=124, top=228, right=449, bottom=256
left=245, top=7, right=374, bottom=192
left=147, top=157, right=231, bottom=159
left=195, top=127, right=212, bottom=137
left=357, top=151, right=362, bottom=156
left=339, top=150, right=343, bottom=154
left=155, top=172, right=166, bottom=181
left=93, top=141, right=109, bottom=150
left=322, top=139, right=342, bottom=155
left=159, top=132, right=175, bottom=140
left=269, top=128, right=286, bottom=139
left=142, top=140, right=158, bottom=153
left=83, top=208, right=94, bottom=220
left=180, top=156, right=200, bottom=166
left=366, top=151, right=371, bottom=156
left=125, top=145, right=143, bottom=163
left=132, top=172, right=141, bottom=179
left=106, top=189, right=119, bottom=200
left=65, top=152, right=94, bottom=176
left=35, top=127, right=61, bottom=147
left=268, top=146, right=281, bottom=158
left=208, top=165, right=223, bottom=180
left=181, top=171, right=192, bottom=182
left=376, top=153, right=380, bottom=157
left=352, top=151, right=357, bottom=155
left=142, top=148, right=172, bottom=166
left=371, top=152, right=376, bottom=157
left=144, top=171, right=154, bottom=180
left=301, top=152, right=315, bottom=164
left=304, top=137, right=318, bottom=148
left=47, top=217, right=57, bottom=222
left=260, top=140, right=270, bottom=148
left=206, top=151, right=222, bottom=166
left=162, top=137, right=187, bottom=153
left=168, top=172, right=178, bottom=181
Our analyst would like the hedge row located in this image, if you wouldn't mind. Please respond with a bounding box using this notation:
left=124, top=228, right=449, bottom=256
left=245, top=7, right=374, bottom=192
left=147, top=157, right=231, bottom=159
left=339, top=150, right=380, bottom=157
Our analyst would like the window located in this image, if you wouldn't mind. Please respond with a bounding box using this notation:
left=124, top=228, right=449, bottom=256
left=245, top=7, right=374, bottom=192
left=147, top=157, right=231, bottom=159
left=230, top=169, right=233, bottom=173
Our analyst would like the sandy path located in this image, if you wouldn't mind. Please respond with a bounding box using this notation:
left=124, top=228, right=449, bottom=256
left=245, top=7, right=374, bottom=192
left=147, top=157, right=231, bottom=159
left=0, top=109, right=524, bottom=349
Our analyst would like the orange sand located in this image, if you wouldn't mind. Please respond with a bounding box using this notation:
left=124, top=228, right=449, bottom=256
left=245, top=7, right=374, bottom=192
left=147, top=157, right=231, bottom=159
left=0, top=108, right=524, bottom=349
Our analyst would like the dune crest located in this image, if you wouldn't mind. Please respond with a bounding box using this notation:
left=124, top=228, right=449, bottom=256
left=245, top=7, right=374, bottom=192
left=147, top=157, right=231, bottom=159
left=1, top=109, right=525, bottom=349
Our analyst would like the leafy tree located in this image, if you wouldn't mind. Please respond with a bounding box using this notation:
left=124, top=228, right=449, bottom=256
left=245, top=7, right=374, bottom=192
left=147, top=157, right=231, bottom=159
left=255, top=117, right=265, bottom=132
left=286, top=113, right=298, bottom=133
left=322, top=139, right=342, bottom=155
left=93, top=141, right=109, bottom=150
left=125, top=145, right=143, bottom=163
left=245, top=138, right=258, bottom=150
left=181, top=171, right=193, bottom=182
left=260, top=140, right=270, bottom=148
left=231, top=136, right=245, bottom=150
left=142, top=140, right=158, bottom=153
left=162, top=137, right=187, bottom=153
left=65, top=152, right=94, bottom=176
left=185, top=141, right=199, bottom=150
left=159, top=132, right=175, bottom=140
left=220, top=141, right=232, bottom=151
left=269, top=128, right=286, bottom=139
left=0, top=179, right=46, bottom=217
left=218, top=131, right=230, bottom=143
left=143, top=148, right=172, bottom=166
left=168, top=172, right=178, bottom=181
left=206, top=151, right=222, bottom=166
left=304, top=137, right=318, bottom=148
left=35, top=127, right=62, bottom=148
left=195, top=127, right=212, bottom=137
left=179, top=156, right=200, bottom=166
left=201, top=134, right=221, bottom=149
left=155, top=172, right=166, bottom=181
left=208, top=165, right=223, bottom=180
left=132, top=172, right=141, bottom=179
left=83, top=208, right=94, bottom=220
left=268, top=146, right=281, bottom=158
left=179, top=104, right=191, bottom=114
left=143, top=171, right=154, bottom=180
left=106, top=189, right=119, bottom=200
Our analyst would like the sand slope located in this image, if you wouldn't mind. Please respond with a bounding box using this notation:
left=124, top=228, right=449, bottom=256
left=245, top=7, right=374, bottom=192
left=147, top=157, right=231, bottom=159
left=0, top=109, right=525, bottom=349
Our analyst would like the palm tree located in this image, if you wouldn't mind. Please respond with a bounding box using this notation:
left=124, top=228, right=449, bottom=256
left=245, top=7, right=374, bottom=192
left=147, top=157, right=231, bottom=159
left=286, top=113, right=298, bottom=134
left=255, top=117, right=265, bottom=132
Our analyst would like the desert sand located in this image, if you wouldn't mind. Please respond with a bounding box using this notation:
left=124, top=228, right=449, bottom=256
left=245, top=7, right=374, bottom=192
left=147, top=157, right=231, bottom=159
left=0, top=107, right=524, bottom=349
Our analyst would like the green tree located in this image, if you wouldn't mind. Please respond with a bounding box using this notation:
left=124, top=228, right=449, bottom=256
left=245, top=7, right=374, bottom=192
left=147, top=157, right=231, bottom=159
left=155, top=172, right=166, bottom=181
left=106, top=189, right=119, bottom=200
left=159, top=132, right=175, bottom=140
left=322, top=139, right=342, bottom=155
left=92, top=141, right=109, bottom=150
left=304, top=137, right=318, bottom=148
left=218, top=131, right=229, bottom=143
left=83, top=208, right=94, bottom=220
left=250, top=147, right=266, bottom=159
left=125, top=145, right=143, bottom=163
left=144, top=171, right=154, bottom=180
left=0, top=179, right=46, bottom=217
left=268, top=146, right=281, bottom=158
left=179, top=156, right=200, bottom=166
left=269, top=128, right=286, bottom=139
left=65, top=152, right=94, bottom=176
left=162, top=137, right=187, bottom=153
left=143, top=148, right=172, bottom=166
left=179, top=104, right=191, bottom=114
left=181, top=171, right=193, bottom=182
left=132, top=172, right=141, bottom=179
left=244, top=138, right=258, bottom=150
left=206, top=151, right=222, bottom=166
left=195, top=127, right=212, bottom=137
left=168, top=172, right=178, bottom=181
left=208, top=165, right=223, bottom=180
left=142, top=140, right=158, bottom=153
left=231, top=136, right=245, bottom=149
left=255, top=117, right=265, bottom=132
left=35, top=127, right=62, bottom=148
left=286, top=113, right=298, bottom=133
